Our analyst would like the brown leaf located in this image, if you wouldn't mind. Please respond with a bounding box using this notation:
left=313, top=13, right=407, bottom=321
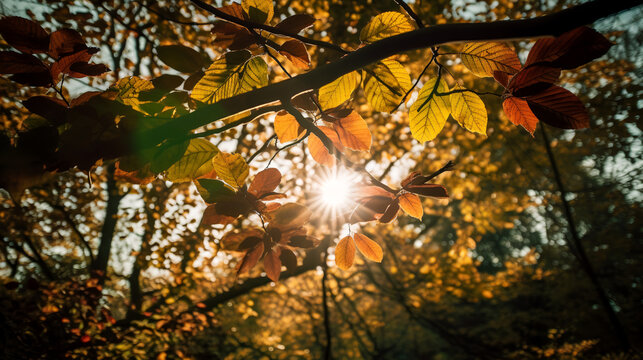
left=22, top=96, right=68, bottom=124
left=211, top=21, right=256, bottom=50
left=287, top=235, right=320, bottom=249
left=48, top=29, right=86, bottom=59
left=152, top=74, right=184, bottom=91
left=0, top=51, right=47, bottom=74
left=275, top=14, right=315, bottom=34
left=349, top=195, right=394, bottom=223
left=237, top=242, right=264, bottom=275
left=353, top=233, right=383, bottom=262
left=492, top=71, right=510, bottom=87
left=248, top=168, right=281, bottom=197
left=201, top=204, right=236, bottom=226
left=508, top=65, right=560, bottom=93
left=0, top=16, right=49, bottom=54
left=502, top=96, right=539, bottom=135
left=69, top=62, right=110, bottom=77
left=406, top=184, right=449, bottom=198
left=279, top=40, right=311, bottom=69
left=264, top=248, right=282, bottom=282
left=400, top=171, right=421, bottom=188
left=218, top=3, right=247, bottom=20
left=10, top=70, right=53, bottom=87
left=291, top=92, right=317, bottom=112
left=183, top=70, right=205, bottom=91
left=335, top=236, right=355, bottom=270
left=50, top=49, right=93, bottom=81
left=378, top=198, right=399, bottom=223
left=526, top=85, right=590, bottom=129
left=279, top=249, right=298, bottom=273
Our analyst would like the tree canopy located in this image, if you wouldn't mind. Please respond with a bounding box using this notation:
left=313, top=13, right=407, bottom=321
left=0, top=0, right=641, bottom=359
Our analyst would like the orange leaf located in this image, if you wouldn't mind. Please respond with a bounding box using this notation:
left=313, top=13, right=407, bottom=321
left=526, top=85, right=589, bottom=129
left=398, top=193, right=423, bottom=219
left=249, top=168, right=281, bottom=197
left=307, top=126, right=343, bottom=167
left=353, top=233, right=383, bottom=262
left=279, top=39, right=310, bottom=69
left=334, top=111, right=372, bottom=151
left=274, top=110, right=304, bottom=143
left=502, top=97, right=539, bottom=135
left=237, top=242, right=264, bottom=275
left=335, top=236, right=355, bottom=270
left=263, top=247, right=282, bottom=282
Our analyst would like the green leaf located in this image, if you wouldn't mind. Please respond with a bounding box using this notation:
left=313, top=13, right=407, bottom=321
left=197, top=179, right=235, bottom=203
left=241, top=0, right=274, bottom=24
left=460, top=42, right=521, bottom=77
left=409, top=76, right=450, bottom=142
left=318, top=71, right=360, bottom=110
left=364, top=59, right=412, bottom=112
left=238, top=56, right=269, bottom=93
left=360, top=12, right=414, bottom=43
left=150, top=140, right=190, bottom=174
left=191, top=51, right=252, bottom=104
left=450, top=86, right=487, bottom=135
left=157, top=45, right=204, bottom=73
left=112, top=76, right=154, bottom=111
left=212, top=152, right=249, bottom=188
left=165, top=139, right=219, bottom=182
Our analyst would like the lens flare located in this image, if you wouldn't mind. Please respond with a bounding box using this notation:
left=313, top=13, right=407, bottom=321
left=311, top=168, right=360, bottom=229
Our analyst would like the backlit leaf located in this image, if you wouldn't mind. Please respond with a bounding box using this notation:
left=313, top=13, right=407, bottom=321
left=150, top=140, right=190, bottom=174
left=237, top=242, right=264, bottom=275
left=526, top=85, right=589, bottom=129
left=398, top=193, right=423, bottom=219
left=279, top=40, right=310, bottom=69
left=157, top=45, right=203, bottom=73
left=0, top=16, right=49, bottom=54
left=364, top=59, right=412, bottom=112
left=201, top=204, right=237, bottom=226
left=450, top=87, right=487, bottom=135
left=308, top=126, right=343, bottom=167
left=112, top=76, right=154, bottom=111
left=360, top=12, right=414, bottom=43
left=238, top=56, right=269, bottom=93
left=249, top=168, right=281, bottom=197
left=335, top=236, right=355, bottom=270
left=48, top=29, right=85, bottom=59
left=274, top=111, right=304, bottom=143
left=318, top=71, right=360, bottom=110
left=353, top=233, right=383, bottom=262
left=460, top=42, right=521, bottom=77
left=212, top=152, right=249, bottom=188
left=191, top=51, right=252, bottom=104
left=502, top=96, right=539, bottom=135
left=409, top=76, right=450, bottom=142
left=241, top=0, right=274, bottom=24
left=264, top=248, right=282, bottom=282
left=166, top=138, right=220, bottom=182
left=378, top=199, right=399, bottom=223
left=197, top=179, right=235, bottom=203
left=269, top=203, right=312, bottom=230
left=334, top=111, right=372, bottom=151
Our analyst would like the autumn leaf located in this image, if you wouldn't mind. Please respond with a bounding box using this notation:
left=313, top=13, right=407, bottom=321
left=360, top=12, right=414, bottom=43
left=0, top=16, right=49, bottom=54
left=335, top=236, right=355, bottom=270
left=150, top=140, right=190, bottom=174
left=157, top=45, right=203, bottom=73
left=197, top=179, right=235, bottom=204
left=238, top=56, right=269, bottom=93
left=526, top=85, right=590, bottom=129
left=166, top=139, right=220, bottom=182
left=269, top=203, right=312, bottom=230
left=409, top=76, right=451, bottom=142
left=398, top=193, right=423, bottom=219
left=334, top=111, right=372, bottom=151
left=507, top=65, right=560, bottom=96
left=201, top=204, right=237, bottom=226
left=248, top=168, right=282, bottom=197
left=364, top=59, right=412, bottom=112
left=279, top=249, right=298, bottom=273
left=264, top=248, right=282, bottom=282
left=353, top=233, right=383, bottom=262
left=378, top=199, right=399, bottom=223
left=48, top=29, right=85, bottom=59
left=307, top=126, right=343, bottom=167
left=0, top=51, right=48, bottom=74
left=460, top=42, right=522, bottom=77
left=405, top=184, right=449, bottom=198
left=279, top=40, right=311, bottom=69
left=211, top=152, right=249, bottom=188
left=112, top=76, right=154, bottom=111
left=318, top=71, right=360, bottom=110
left=502, top=96, right=539, bottom=135
left=191, top=50, right=252, bottom=104
left=242, top=0, right=274, bottom=24
left=237, top=242, right=265, bottom=275
left=275, top=14, right=315, bottom=33
left=450, top=86, right=487, bottom=135
left=274, top=111, right=304, bottom=143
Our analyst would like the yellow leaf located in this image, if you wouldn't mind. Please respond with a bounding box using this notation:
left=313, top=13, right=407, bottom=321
left=211, top=152, right=249, bottom=188
left=274, top=111, right=303, bottom=143
left=364, top=59, right=412, bottom=112
left=335, top=111, right=372, bottom=151
left=318, top=71, right=360, bottom=110
left=450, top=86, right=487, bottom=135
left=191, top=51, right=252, bottom=104
left=307, top=126, right=343, bottom=167
left=113, top=76, right=153, bottom=111
left=166, top=139, right=219, bottom=183
left=238, top=56, right=269, bottom=93
left=241, top=0, right=274, bottom=24
left=460, top=42, right=521, bottom=77
left=360, top=12, right=414, bottom=43
left=353, top=233, right=383, bottom=262
left=409, top=76, right=451, bottom=142
left=335, top=236, right=355, bottom=270
left=398, top=193, right=423, bottom=220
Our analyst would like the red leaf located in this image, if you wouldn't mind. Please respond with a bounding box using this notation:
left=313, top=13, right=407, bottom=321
left=22, top=96, right=68, bottom=124
left=526, top=85, right=590, bottom=129
left=492, top=71, right=510, bottom=87
left=50, top=49, right=93, bottom=81
left=48, top=28, right=86, bottom=59
left=0, top=16, right=49, bottom=54
left=406, top=184, right=449, bottom=198
left=249, top=168, right=281, bottom=197
left=507, top=65, right=560, bottom=97
left=80, top=334, right=91, bottom=343
left=0, top=51, right=47, bottom=74
left=264, top=247, right=282, bottom=282
left=237, top=242, right=264, bottom=275
left=279, top=40, right=311, bottom=69
left=525, top=26, right=612, bottom=70
left=502, top=96, right=539, bottom=135
left=237, top=236, right=263, bottom=251
left=275, top=14, right=315, bottom=33
left=69, top=62, right=110, bottom=77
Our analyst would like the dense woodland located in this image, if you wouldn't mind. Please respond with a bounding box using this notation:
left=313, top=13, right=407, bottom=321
left=0, top=0, right=641, bottom=359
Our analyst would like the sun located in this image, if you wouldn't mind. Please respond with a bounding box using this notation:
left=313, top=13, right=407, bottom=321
left=312, top=168, right=360, bottom=227
left=320, top=175, right=351, bottom=208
